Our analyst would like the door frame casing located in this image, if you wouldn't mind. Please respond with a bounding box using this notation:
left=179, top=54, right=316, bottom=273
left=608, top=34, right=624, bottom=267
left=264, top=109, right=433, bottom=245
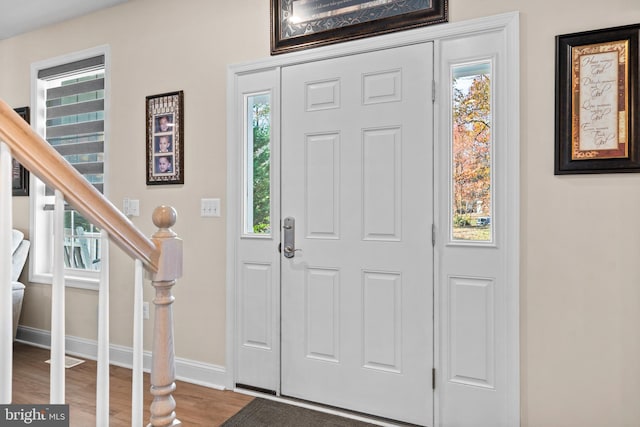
left=226, top=11, right=520, bottom=426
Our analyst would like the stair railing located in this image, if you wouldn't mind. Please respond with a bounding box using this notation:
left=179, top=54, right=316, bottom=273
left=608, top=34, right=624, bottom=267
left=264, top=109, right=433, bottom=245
left=0, top=98, right=182, bottom=427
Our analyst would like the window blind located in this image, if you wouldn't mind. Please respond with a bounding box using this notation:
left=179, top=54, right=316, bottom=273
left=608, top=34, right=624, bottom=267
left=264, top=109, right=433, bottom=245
left=39, top=55, right=105, bottom=197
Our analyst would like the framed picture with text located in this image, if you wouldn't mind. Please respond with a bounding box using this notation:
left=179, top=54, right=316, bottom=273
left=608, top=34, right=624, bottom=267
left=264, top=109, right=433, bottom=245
left=271, top=0, right=448, bottom=55
left=146, top=91, right=184, bottom=185
left=12, top=107, right=30, bottom=196
left=555, top=24, right=640, bottom=174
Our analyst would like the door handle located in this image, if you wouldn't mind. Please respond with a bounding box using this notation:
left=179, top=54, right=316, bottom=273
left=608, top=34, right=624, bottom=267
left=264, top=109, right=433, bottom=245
left=283, top=217, right=297, bottom=258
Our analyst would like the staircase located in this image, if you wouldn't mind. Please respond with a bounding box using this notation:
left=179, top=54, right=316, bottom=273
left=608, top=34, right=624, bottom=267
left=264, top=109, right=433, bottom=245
left=0, top=99, right=183, bottom=426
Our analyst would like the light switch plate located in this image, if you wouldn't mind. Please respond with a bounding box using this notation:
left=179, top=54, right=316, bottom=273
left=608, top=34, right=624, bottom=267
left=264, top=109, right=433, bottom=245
left=129, top=199, right=140, bottom=216
left=123, top=198, right=140, bottom=217
left=201, top=198, right=221, bottom=217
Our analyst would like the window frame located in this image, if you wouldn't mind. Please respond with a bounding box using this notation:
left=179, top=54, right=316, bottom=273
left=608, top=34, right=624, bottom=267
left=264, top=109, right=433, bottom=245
left=242, top=90, right=273, bottom=239
left=29, top=45, right=111, bottom=290
left=448, top=58, right=497, bottom=247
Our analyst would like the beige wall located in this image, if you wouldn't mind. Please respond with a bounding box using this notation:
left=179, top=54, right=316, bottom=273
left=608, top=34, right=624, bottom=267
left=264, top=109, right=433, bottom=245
left=1, top=0, right=270, bottom=365
left=2, top=0, right=640, bottom=425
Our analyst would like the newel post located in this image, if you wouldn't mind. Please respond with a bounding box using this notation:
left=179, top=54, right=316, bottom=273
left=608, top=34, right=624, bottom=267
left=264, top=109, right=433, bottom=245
left=148, top=206, right=183, bottom=427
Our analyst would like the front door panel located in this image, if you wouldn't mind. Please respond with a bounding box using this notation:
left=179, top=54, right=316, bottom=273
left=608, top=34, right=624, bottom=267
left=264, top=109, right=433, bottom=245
left=281, top=42, right=434, bottom=425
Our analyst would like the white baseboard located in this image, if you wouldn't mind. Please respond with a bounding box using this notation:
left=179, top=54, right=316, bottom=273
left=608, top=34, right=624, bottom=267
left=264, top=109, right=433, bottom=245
left=16, top=325, right=226, bottom=390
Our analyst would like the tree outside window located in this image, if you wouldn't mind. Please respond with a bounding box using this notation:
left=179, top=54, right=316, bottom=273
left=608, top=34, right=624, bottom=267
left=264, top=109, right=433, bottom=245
left=252, top=101, right=271, bottom=233
left=452, top=66, right=492, bottom=241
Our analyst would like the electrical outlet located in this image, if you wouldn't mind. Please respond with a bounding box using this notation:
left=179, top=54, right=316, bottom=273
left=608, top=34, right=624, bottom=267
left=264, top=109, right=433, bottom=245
left=143, top=302, right=150, bottom=320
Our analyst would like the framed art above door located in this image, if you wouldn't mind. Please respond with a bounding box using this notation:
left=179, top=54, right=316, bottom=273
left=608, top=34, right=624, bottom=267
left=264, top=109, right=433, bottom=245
left=271, top=0, right=448, bottom=54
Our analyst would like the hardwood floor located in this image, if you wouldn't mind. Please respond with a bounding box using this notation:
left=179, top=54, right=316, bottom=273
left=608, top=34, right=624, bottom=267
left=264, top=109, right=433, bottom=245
left=11, top=342, right=254, bottom=426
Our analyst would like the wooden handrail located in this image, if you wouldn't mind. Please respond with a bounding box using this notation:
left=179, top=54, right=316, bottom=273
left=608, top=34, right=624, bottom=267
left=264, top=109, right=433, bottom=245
left=0, top=99, right=159, bottom=273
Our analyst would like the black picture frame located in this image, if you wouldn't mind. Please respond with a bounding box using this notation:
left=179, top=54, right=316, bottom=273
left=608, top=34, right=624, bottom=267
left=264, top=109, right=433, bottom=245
left=555, top=24, right=640, bottom=174
left=12, top=107, right=30, bottom=196
left=271, top=0, right=448, bottom=55
left=146, top=91, right=184, bottom=185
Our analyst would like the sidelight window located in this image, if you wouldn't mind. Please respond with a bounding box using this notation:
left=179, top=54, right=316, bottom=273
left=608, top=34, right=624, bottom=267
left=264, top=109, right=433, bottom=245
left=451, top=61, right=493, bottom=242
left=244, top=93, right=271, bottom=236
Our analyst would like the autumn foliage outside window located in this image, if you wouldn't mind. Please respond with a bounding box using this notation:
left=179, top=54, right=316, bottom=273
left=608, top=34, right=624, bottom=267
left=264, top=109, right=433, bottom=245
left=451, top=63, right=492, bottom=241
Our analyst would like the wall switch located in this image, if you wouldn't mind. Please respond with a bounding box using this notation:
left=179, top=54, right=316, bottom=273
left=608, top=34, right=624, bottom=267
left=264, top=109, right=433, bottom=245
left=129, top=199, right=140, bottom=216
left=201, top=198, right=221, bottom=217
left=143, top=302, right=150, bottom=320
left=123, top=198, right=140, bottom=217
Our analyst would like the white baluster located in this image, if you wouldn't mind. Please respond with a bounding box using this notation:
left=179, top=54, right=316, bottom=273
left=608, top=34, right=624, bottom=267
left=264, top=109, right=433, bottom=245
left=0, top=142, right=13, bottom=404
left=132, top=259, right=144, bottom=427
left=96, top=230, right=110, bottom=426
left=50, top=190, right=66, bottom=403
left=148, top=206, right=182, bottom=427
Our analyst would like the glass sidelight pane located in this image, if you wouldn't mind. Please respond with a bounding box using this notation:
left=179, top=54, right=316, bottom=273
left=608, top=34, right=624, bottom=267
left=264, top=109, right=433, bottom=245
left=244, top=93, right=271, bottom=236
left=451, top=62, right=492, bottom=242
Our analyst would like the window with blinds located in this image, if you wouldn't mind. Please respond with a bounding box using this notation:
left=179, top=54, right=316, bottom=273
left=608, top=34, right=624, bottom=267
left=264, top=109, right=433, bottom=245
left=40, top=55, right=105, bottom=196
left=37, top=55, right=106, bottom=274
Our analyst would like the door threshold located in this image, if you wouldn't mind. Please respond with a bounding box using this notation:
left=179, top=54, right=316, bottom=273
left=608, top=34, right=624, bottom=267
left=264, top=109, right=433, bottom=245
left=232, top=387, right=422, bottom=427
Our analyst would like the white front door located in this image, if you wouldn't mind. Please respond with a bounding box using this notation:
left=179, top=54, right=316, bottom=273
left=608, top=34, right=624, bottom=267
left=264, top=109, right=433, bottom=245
left=280, top=42, right=434, bottom=426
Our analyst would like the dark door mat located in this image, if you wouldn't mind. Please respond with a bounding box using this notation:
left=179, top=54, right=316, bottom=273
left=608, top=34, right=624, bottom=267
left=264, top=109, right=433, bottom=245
left=221, top=398, right=380, bottom=426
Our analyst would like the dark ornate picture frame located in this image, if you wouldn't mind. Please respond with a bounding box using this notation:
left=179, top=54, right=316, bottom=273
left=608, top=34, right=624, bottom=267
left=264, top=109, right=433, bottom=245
left=12, top=107, right=30, bottom=196
left=146, top=91, right=184, bottom=185
left=555, top=24, right=640, bottom=174
left=271, top=0, right=448, bottom=55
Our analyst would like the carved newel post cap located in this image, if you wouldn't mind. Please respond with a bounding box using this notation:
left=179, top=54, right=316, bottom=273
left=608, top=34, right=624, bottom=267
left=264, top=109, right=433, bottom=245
left=152, top=205, right=177, bottom=230
left=150, top=205, right=182, bottom=280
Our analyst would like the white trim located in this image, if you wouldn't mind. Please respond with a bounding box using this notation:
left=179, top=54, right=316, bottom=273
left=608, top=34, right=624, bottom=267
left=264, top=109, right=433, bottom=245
left=30, top=273, right=101, bottom=290
left=226, top=11, right=520, bottom=426
left=0, top=142, right=13, bottom=404
left=225, top=65, right=238, bottom=391
left=228, top=12, right=519, bottom=74
left=432, top=35, right=443, bottom=426
left=15, top=326, right=227, bottom=390
left=504, top=14, right=521, bottom=426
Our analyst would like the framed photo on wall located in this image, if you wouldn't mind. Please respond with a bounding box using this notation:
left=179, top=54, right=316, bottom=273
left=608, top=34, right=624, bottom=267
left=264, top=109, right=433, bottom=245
left=555, top=24, right=640, bottom=174
left=146, top=91, right=184, bottom=185
left=12, top=107, right=30, bottom=196
left=271, top=0, right=448, bottom=55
